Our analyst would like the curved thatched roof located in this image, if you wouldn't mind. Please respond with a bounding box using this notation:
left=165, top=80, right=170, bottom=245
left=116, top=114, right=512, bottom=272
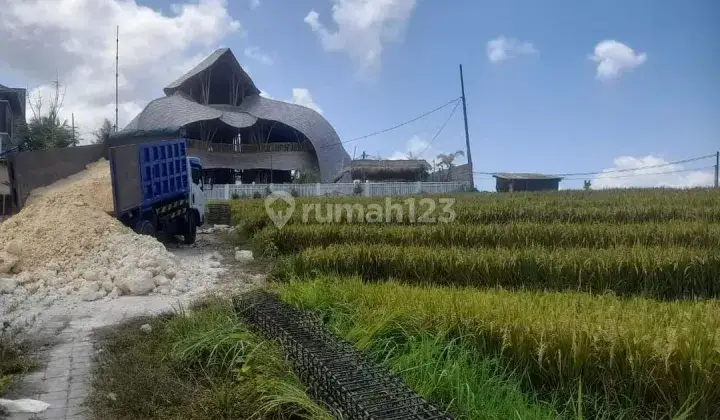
left=121, top=48, right=350, bottom=182
left=163, top=48, right=259, bottom=97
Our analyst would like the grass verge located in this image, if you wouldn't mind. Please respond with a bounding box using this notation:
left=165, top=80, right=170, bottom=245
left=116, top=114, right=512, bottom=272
left=278, top=276, right=718, bottom=419
left=0, top=322, right=37, bottom=396
left=88, top=297, right=332, bottom=420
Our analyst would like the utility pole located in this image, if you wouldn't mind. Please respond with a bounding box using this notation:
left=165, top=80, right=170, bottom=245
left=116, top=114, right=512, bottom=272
left=115, top=25, right=119, bottom=132
left=71, top=113, right=75, bottom=145
left=459, top=64, right=474, bottom=189
left=715, top=151, right=719, bottom=188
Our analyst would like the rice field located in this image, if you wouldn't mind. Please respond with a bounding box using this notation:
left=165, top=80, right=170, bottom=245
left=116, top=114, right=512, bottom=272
left=278, top=277, right=720, bottom=419
left=278, top=244, right=720, bottom=299
left=229, top=187, right=720, bottom=418
left=253, top=221, right=720, bottom=252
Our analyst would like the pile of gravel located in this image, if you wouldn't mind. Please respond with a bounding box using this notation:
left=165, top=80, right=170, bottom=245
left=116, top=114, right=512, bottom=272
left=0, top=160, right=221, bottom=302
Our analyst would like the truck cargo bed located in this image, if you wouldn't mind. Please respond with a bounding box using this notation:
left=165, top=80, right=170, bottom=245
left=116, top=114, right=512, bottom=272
left=109, top=139, right=189, bottom=217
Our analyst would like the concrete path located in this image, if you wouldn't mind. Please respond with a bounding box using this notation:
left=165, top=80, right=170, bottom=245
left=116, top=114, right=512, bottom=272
left=1, top=232, right=264, bottom=420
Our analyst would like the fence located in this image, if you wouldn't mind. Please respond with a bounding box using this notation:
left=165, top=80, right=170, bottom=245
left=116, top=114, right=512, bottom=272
left=203, top=181, right=470, bottom=200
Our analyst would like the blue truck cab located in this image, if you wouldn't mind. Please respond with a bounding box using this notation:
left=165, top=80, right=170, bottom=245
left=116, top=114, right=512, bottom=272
left=107, top=127, right=206, bottom=244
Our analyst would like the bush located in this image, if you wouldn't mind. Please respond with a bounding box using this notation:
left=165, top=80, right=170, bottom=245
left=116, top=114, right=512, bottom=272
left=231, top=193, right=240, bottom=200
left=353, top=183, right=363, bottom=195
left=290, top=188, right=299, bottom=197
left=252, top=191, right=262, bottom=199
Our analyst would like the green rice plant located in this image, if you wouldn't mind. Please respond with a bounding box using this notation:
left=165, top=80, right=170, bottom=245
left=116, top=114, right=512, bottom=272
left=278, top=277, right=720, bottom=419
left=280, top=244, right=720, bottom=300
left=253, top=221, right=720, bottom=254
left=230, top=192, right=720, bottom=237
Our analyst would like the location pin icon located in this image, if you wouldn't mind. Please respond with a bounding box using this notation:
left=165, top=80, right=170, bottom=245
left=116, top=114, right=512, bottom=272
left=264, top=190, right=296, bottom=229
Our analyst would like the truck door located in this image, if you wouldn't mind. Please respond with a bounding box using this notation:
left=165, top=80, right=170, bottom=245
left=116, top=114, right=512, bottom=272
left=189, top=159, right=206, bottom=225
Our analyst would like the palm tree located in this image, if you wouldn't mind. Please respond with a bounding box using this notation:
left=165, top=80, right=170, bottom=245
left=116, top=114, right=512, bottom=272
left=436, top=150, right=465, bottom=180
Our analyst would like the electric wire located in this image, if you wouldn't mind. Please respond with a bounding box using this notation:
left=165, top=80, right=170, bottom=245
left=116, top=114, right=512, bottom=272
left=318, top=97, right=462, bottom=150
left=473, top=153, right=717, bottom=178
left=415, top=98, right=462, bottom=157
left=561, top=165, right=716, bottom=181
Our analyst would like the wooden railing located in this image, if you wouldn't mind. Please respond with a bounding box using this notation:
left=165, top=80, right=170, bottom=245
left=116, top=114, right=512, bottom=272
left=187, top=139, right=313, bottom=154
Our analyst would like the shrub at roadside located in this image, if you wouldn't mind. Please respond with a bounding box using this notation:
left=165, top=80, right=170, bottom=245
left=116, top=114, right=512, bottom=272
left=0, top=322, right=36, bottom=396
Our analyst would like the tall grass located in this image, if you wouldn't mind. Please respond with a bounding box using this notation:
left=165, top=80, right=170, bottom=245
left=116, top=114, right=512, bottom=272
left=279, top=277, right=720, bottom=419
left=88, top=298, right=332, bottom=420
left=280, top=244, right=720, bottom=299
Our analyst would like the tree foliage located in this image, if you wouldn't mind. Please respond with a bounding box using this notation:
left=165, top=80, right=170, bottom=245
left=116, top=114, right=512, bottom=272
left=436, top=150, right=465, bottom=171
left=292, top=169, right=320, bottom=184
left=434, top=150, right=465, bottom=181
left=92, top=118, right=114, bottom=145
left=21, top=81, right=77, bottom=151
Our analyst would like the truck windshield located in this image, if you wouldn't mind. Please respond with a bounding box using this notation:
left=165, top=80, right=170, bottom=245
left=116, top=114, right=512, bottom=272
left=191, top=166, right=201, bottom=185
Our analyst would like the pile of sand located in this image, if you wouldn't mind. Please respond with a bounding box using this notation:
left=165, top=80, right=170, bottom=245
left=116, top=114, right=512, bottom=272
left=0, top=160, right=218, bottom=301
left=0, top=161, right=128, bottom=274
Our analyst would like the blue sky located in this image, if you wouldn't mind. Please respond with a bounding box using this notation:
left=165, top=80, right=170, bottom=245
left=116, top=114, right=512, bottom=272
left=1, top=0, right=718, bottom=190
left=197, top=0, right=719, bottom=190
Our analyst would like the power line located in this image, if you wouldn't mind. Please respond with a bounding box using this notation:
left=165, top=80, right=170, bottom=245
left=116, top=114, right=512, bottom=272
left=474, top=153, right=716, bottom=178
left=555, top=154, right=716, bottom=177
left=416, top=99, right=461, bottom=157
left=472, top=165, right=716, bottom=180
left=561, top=165, right=716, bottom=181
left=318, top=97, right=461, bottom=150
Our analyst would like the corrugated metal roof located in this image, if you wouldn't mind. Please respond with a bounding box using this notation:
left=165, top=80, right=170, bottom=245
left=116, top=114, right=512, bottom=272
left=493, top=172, right=563, bottom=180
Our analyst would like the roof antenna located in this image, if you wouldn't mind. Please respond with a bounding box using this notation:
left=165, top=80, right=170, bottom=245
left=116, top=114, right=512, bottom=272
left=115, top=25, right=119, bottom=132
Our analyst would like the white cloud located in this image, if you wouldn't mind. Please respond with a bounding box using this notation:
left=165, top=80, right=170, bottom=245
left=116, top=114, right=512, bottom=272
left=487, top=36, right=536, bottom=64
left=244, top=46, right=273, bottom=65
left=0, top=0, right=241, bottom=143
left=259, top=90, right=273, bottom=99
left=591, top=155, right=714, bottom=189
left=589, top=40, right=646, bottom=81
left=289, top=88, right=323, bottom=114
left=389, top=135, right=433, bottom=160
left=249, top=0, right=260, bottom=10
left=304, top=0, right=417, bottom=74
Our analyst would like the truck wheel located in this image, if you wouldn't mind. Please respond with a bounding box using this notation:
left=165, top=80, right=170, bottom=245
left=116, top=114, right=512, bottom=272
left=135, top=219, right=156, bottom=237
left=183, top=214, right=197, bottom=245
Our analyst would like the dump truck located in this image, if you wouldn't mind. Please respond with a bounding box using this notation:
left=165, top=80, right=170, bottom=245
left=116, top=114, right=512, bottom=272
left=107, top=128, right=206, bottom=244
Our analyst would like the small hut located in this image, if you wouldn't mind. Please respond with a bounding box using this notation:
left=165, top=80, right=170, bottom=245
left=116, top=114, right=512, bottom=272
left=335, top=159, right=431, bottom=182
left=493, top=173, right=563, bottom=192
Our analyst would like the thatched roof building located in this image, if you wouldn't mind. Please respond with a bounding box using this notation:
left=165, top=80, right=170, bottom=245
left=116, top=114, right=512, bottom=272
left=335, top=159, right=431, bottom=182
left=121, top=48, right=350, bottom=183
